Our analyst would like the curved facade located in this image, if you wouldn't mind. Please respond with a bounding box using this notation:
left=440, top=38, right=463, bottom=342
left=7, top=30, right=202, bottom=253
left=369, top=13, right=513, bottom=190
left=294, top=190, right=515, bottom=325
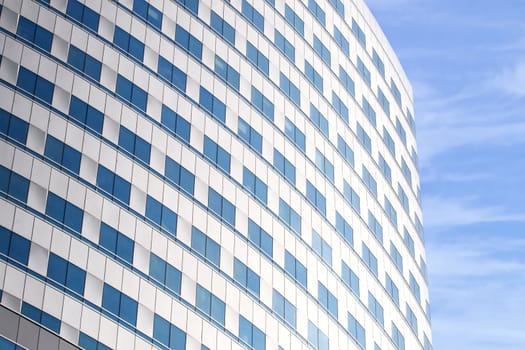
left=0, top=0, right=431, bottom=349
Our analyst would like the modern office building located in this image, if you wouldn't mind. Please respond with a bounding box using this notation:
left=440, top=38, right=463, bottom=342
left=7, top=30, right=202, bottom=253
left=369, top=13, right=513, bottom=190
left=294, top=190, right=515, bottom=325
left=0, top=0, right=431, bottom=349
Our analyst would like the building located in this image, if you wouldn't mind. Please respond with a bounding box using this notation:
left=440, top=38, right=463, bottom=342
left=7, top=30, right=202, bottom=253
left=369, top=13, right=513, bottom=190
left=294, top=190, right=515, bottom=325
left=0, top=0, right=432, bottom=349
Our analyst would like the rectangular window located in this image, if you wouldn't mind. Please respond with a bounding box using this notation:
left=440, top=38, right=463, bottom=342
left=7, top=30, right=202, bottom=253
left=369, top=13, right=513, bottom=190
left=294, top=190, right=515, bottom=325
left=102, top=284, right=138, bottom=326
left=239, top=316, right=266, bottom=350
left=396, top=118, right=407, bottom=145
left=284, top=5, right=304, bottom=36
left=175, top=0, right=198, bottom=15
left=279, top=198, right=301, bottom=235
left=191, top=227, right=221, bottom=266
left=348, top=312, right=366, bottom=349
left=409, top=272, right=421, bottom=302
left=357, top=57, right=371, bottom=87
left=272, top=289, right=297, bottom=328
left=0, top=226, right=31, bottom=265
left=385, top=274, right=400, bottom=306
left=329, top=0, right=344, bottom=16
left=362, top=243, right=378, bottom=277
left=214, top=55, right=239, bottom=90
left=79, top=333, right=111, bottom=350
left=161, top=105, right=190, bottom=142
left=115, top=75, right=147, bottom=112
left=356, top=123, right=372, bottom=154
left=210, top=11, right=235, bottom=45
left=145, top=196, right=178, bottom=237
left=242, top=0, right=264, bottom=32
left=315, top=150, right=334, bottom=183
left=392, top=322, right=405, bottom=350
left=352, top=19, right=366, bottom=47
left=404, top=228, right=415, bottom=257
left=47, top=252, right=86, bottom=295
left=175, top=25, right=203, bottom=59
left=149, top=253, right=182, bottom=294
left=246, top=42, right=269, bottom=76
left=66, top=0, right=99, bottom=32
left=307, top=0, right=325, bottom=26
left=196, top=284, right=226, bottom=325
left=96, top=165, right=131, bottom=205
left=368, top=292, right=384, bottom=326
left=318, top=282, right=338, bottom=318
left=312, top=230, right=332, bottom=265
left=99, top=222, right=134, bottom=264
left=21, top=302, right=61, bottom=333
left=238, top=117, right=262, bottom=154
left=158, top=56, right=187, bottom=91
left=378, top=87, right=390, bottom=116
left=362, top=96, right=377, bottom=126
left=333, top=26, right=349, bottom=55
left=118, top=126, right=151, bottom=164
left=390, top=242, right=403, bottom=272
left=164, top=156, right=195, bottom=195
left=234, top=258, right=260, bottom=296
left=113, top=26, right=145, bottom=61
left=362, top=166, right=377, bottom=198
left=383, top=127, right=395, bottom=156
left=372, top=49, right=385, bottom=77
left=407, top=109, right=416, bottom=133
left=337, top=135, right=354, bottom=167
left=243, top=167, right=268, bottom=204
left=343, top=181, right=360, bottom=213
left=45, top=192, right=83, bottom=232
left=199, top=86, right=226, bottom=123
left=306, top=181, right=326, bottom=216
left=335, top=212, right=353, bottom=246
left=339, top=66, right=355, bottom=97
left=284, top=118, right=305, bottom=152
left=17, top=17, right=53, bottom=52
left=16, top=67, right=54, bottom=104
left=406, top=304, right=418, bottom=334
left=275, top=30, right=295, bottom=61
left=248, top=219, right=273, bottom=257
left=133, top=0, right=162, bottom=30
left=379, top=154, right=392, bottom=184
left=313, top=36, right=331, bottom=66
left=69, top=96, right=104, bottom=134
left=342, top=261, right=359, bottom=296
left=401, top=158, right=412, bottom=185
left=153, top=314, right=186, bottom=348
left=284, top=251, right=307, bottom=288
left=204, top=136, right=231, bottom=173
left=0, top=109, right=29, bottom=144
left=274, top=149, right=296, bottom=184
left=384, top=196, right=397, bottom=226
left=398, top=185, right=409, bottom=213
left=280, top=73, right=301, bottom=105
left=368, top=211, right=383, bottom=242
left=305, top=61, right=323, bottom=92
left=310, top=104, right=328, bottom=137
left=308, top=321, right=329, bottom=350
left=332, top=91, right=349, bottom=123
left=391, top=79, right=402, bottom=106
left=208, top=188, right=236, bottom=226
left=251, top=86, right=274, bottom=121
left=44, top=135, right=81, bottom=174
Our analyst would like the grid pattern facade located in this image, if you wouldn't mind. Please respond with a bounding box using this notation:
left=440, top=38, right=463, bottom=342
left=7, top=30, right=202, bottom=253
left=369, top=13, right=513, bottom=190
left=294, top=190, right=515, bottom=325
left=0, top=0, right=432, bottom=349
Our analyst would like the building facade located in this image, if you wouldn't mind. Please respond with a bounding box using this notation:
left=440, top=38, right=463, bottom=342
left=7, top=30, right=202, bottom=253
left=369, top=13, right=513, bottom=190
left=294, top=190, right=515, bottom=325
left=0, top=0, right=432, bottom=349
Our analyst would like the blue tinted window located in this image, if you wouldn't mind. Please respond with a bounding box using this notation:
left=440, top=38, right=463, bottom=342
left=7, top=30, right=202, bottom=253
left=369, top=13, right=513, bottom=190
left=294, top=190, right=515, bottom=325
left=175, top=25, right=202, bottom=59
left=362, top=96, right=377, bottom=126
left=406, top=304, right=418, bottom=334
left=313, top=36, right=331, bottom=66
left=357, top=123, right=372, bottom=154
left=273, top=149, right=295, bottom=184
left=149, top=253, right=182, bottom=294
left=210, top=11, right=235, bottom=45
left=67, top=0, right=99, bottom=32
left=363, top=243, right=378, bottom=277
left=409, top=272, right=421, bottom=302
left=332, top=91, right=348, bottom=123
left=118, top=126, right=151, bottom=164
left=307, top=0, right=325, bottom=25
left=312, top=230, right=332, bottom=265
left=368, top=292, right=384, bottom=326
left=391, top=79, right=402, bottom=106
left=284, top=118, right=305, bottom=151
left=17, top=17, right=53, bottom=52
left=3, top=229, right=31, bottom=265
left=17, top=67, right=54, bottom=104
left=234, top=258, right=260, bottom=297
left=275, top=30, right=295, bottom=61
left=239, top=316, right=266, bottom=350
left=199, top=87, right=226, bottom=124
left=96, top=165, right=131, bottom=204
left=398, top=184, right=410, bottom=213
left=191, top=227, right=221, bottom=266
left=404, top=228, right=415, bottom=257
left=165, top=157, right=195, bottom=195
left=238, top=118, right=262, bottom=154
left=241, top=0, right=264, bottom=32
left=339, top=66, right=355, bottom=97
left=145, top=196, right=178, bottom=237
left=203, top=136, right=230, bottom=173
left=158, top=56, right=186, bottom=91
left=2, top=168, right=30, bottom=203
left=0, top=109, right=29, bottom=144
left=343, top=181, right=360, bottom=213
left=401, top=158, right=412, bottom=185
left=68, top=96, right=103, bottom=133
left=396, top=117, right=407, bottom=145
left=392, top=322, right=405, bottom=350
left=67, top=45, right=101, bottom=81
left=21, top=302, right=61, bottom=333
left=368, top=211, right=383, bottom=242
left=373, top=49, right=385, bottom=77
left=113, top=26, right=145, bottom=61
left=333, top=26, right=349, bottom=55
left=100, top=223, right=134, bottom=264
left=251, top=86, right=274, bottom=121
left=342, top=261, right=359, bottom=296
left=379, top=154, right=392, bottom=184
left=357, top=57, right=371, bottom=87
left=383, top=127, right=395, bottom=156
left=214, top=55, right=240, bottom=90
left=279, top=199, right=301, bottom=235
left=44, top=135, right=81, bottom=174
left=196, top=284, right=226, bottom=325
left=348, top=312, right=366, bottom=349
left=329, top=0, right=344, bottom=16
left=384, top=196, right=397, bottom=226
left=305, top=61, right=323, bottom=92
left=385, top=274, right=400, bottom=306
left=284, top=251, right=307, bottom=288
left=315, top=150, right=334, bottom=183
left=378, top=87, right=390, bottom=116
left=280, top=74, right=301, bottom=106
left=248, top=219, right=273, bottom=257
left=246, top=42, right=269, bottom=76
left=208, top=188, right=236, bottom=226
left=243, top=167, right=268, bottom=204
left=102, top=284, right=138, bottom=325
left=47, top=253, right=86, bottom=295
left=284, top=5, right=304, bottom=36
left=318, top=282, right=338, bottom=318
left=306, top=181, right=326, bottom=216
left=116, top=75, right=147, bottom=112
left=45, top=192, right=83, bottom=232
left=175, top=0, right=198, bottom=15
left=337, top=135, right=354, bottom=167
left=79, top=333, right=111, bottom=350
left=133, top=0, right=162, bottom=30
left=308, top=321, right=329, bottom=350
left=310, top=104, right=328, bottom=137
left=352, top=19, right=366, bottom=47
left=272, top=289, right=297, bottom=328
left=161, top=105, right=190, bottom=142
left=335, top=212, right=353, bottom=246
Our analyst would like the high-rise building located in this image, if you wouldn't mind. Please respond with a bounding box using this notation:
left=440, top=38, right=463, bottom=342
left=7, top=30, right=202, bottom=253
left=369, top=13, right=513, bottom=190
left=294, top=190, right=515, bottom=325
left=0, top=0, right=431, bottom=349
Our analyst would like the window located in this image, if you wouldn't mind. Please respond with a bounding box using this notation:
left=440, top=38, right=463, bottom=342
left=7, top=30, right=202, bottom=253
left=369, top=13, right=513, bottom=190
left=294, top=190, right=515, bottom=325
left=275, top=30, right=295, bottom=61
left=47, top=253, right=86, bottom=295
left=153, top=314, right=186, bottom=348
left=362, top=96, right=377, bottom=126
left=378, top=154, right=392, bottom=184
left=45, top=192, right=83, bottom=232
left=196, top=284, right=226, bottom=325
left=307, top=0, right=325, bottom=26
left=343, top=181, right=360, bottom=213
left=284, top=251, right=307, bottom=288
left=115, top=75, right=147, bottom=112
left=348, top=312, right=366, bottom=349
left=251, top=86, right=274, bottom=121
left=113, top=26, right=145, bottom=61
left=246, top=42, right=269, bottom=75
left=362, top=243, right=378, bottom=277
left=238, top=118, right=262, bottom=153
left=315, top=150, right=334, bottom=183
left=199, top=87, right=226, bottom=124
left=284, top=5, right=304, bottom=36
left=210, top=11, right=235, bottom=45
left=333, top=26, right=349, bottom=55
left=337, top=136, right=355, bottom=168
left=372, top=49, right=385, bottom=77
left=79, top=333, right=111, bottom=350
left=368, top=211, right=383, bottom=242
left=390, top=242, right=403, bottom=272
left=383, top=127, right=395, bottom=156
left=203, top=136, right=231, bottom=173
left=133, top=0, right=162, bottom=30
left=329, top=0, right=344, bottom=15
left=313, top=36, right=331, bottom=66
left=280, top=74, right=301, bottom=105
left=308, top=321, right=329, bottom=350
left=96, top=165, right=131, bottom=205
left=273, top=149, right=296, bottom=184
left=305, top=61, right=323, bottom=92
left=406, top=304, right=418, bottom=334
left=378, top=87, right=390, bottom=116
left=68, top=96, right=104, bottom=133
left=214, top=55, right=239, bottom=90
left=145, top=195, right=178, bottom=237
left=102, top=284, right=138, bottom=326
left=175, top=0, right=198, bottom=15
left=392, top=322, right=405, bottom=350
left=385, top=274, right=400, bottom=306
left=21, top=302, right=60, bottom=333
left=165, top=156, right=195, bottom=195
left=310, top=104, right=328, bottom=136
left=407, top=109, right=416, bottom=133
left=332, top=92, right=349, bottom=123
left=158, top=56, right=187, bottom=91
left=0, top=226, right=31, bottom=265
left=284, top=118, right=305, bottom=151
left=99, top=223, right=134, bottom=264
left=161, top=105, right=190, bottom=142
left=409, top=272, right=421, bottom=302
left=191, top=227, right=221, bottom=266
left=384, top=196, right=397, bottom=226
left=312, top=230, right=332, bottom=265
left=339, top=66, right=355, bottom=97
left=242, top=0, right=264, bottom=32
left=396, top=118, right=407, bottom=145
left=66, top=0, right=99, bottom=32
left=318, top=282, right=338, bottom=318
left=17, top=17, right=53, bottom=52
left=357, top=123, right=372, bottom=154
left=234, top=258, right=260, bottom=296
left=391, top=79, right=402, bottom=106
left=398, top=185, right=409, bottom=213
left=368, top=292, right=384, bottom=326
left=357, top=57, right=371, bottom=87
left=118, top=126, right=151, bottom=164
left=279, top=198, right=301, bottom=235
left=208, top=188, right=236, bottom=226
left=306, top=181, right=326, bottom=216
left=239, top=316, right=266, bottom=350
left=16, top=67, right=54, bottom=104
left=175, top=25, right=202, bottom=59
left=149, top=253, right=182, bottom=294
left=415, top=214, right=424, bottom=239
left=420, top=256, right=428, bottom=280
left=401, top=158, right=412, bottom=185
left=0, top=109, right=29, bottom=144
left=248, top=219, right=273, bottom=257
left=362, top=166, right=377, bottom=198
left=335, top=212, right=353, bottom=246
left=424, top=334, right=432, bottom=350
left=404, top=228, right=415, bottom=257
left=341, top=261, right=359, bottom=295
left=272, top=290, right=297, bottom=328
left=0, top=166, right=29, bottom=203
left=352, top=19, right=366, bottom=47
left=243, top=167, right=268, bottom=204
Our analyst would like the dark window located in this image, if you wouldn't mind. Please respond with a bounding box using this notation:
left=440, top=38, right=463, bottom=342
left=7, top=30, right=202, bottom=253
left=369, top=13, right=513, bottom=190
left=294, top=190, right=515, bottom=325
left=16, top=67, right=54, bottom=104
left=17, top=17, right=53, bottom=52
left=234, top=258, right=260, bottom=296
left=67, top=45, right=102, bottom=81
left=115, top=75, right=148, bottom=112
left=118, top=126, right=151, bottom=164
left=175, top=25, right=202, bottom=59
left=68, top=96, right=104, bottom=133
left=133, top=0, right=162, bottom=30
left=165, top=157, right=195, bottom=195
left=241, top=0, right=264, bottom=32
left=199, top=87, right=226, bottom=123
left=113, top=26, right=145, bottom=61
left=161, top=105, right=190, bottom=142
left=203, top=136, right=230, bottom=173
left=149, top=253, right=182, bottom=294
left=208, top=188, right=236, bottom=226
left=158, top=56, right=187, bottom=91
left=44, top=135, right=81, bottom=174
left=145, top=195, right=178, bottom=237
left=99, top=222, right=134, bottom=264
left=191, top=227, right=221, bottom=266
left=247, top=219, right=273, bottom=257
left=210, top=11, right=235, bottom=45
left=66, top=0, right=99, bottom=32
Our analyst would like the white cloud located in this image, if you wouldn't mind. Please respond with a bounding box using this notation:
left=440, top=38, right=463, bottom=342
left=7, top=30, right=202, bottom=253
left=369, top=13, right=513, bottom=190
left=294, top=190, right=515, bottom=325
left=493, top=61, right=525, bottom=97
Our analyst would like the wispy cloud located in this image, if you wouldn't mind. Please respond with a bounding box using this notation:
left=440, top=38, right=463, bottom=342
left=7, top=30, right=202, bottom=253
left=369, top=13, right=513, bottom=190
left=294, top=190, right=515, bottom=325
left=493, top=61, right=525, bottom=97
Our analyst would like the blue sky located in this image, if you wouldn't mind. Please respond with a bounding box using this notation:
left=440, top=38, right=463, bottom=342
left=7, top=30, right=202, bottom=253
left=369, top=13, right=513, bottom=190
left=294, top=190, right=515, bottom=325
left=367, top=1, right=525, bottom=349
